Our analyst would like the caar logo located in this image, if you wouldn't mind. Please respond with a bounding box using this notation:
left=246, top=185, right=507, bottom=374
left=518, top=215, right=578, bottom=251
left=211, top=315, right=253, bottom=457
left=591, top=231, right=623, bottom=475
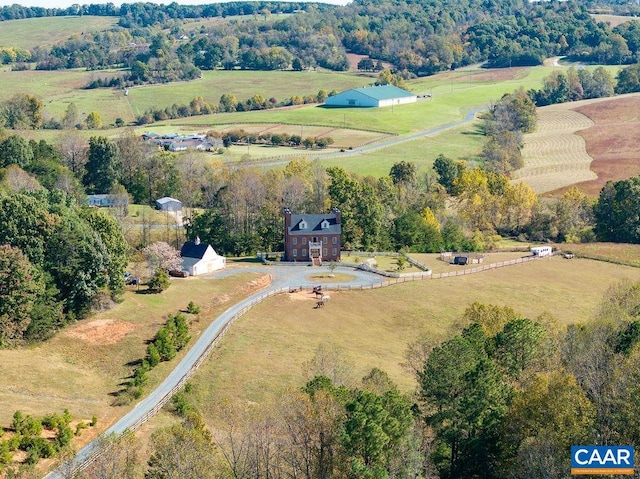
left=571, top=446, right=634, bottom=475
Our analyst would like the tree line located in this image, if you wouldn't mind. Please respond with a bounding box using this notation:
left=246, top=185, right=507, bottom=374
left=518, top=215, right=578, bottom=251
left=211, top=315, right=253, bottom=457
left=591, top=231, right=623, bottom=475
left=4, top=0, right=640, bottom=82
left=72, top=281, right=640, bottom=479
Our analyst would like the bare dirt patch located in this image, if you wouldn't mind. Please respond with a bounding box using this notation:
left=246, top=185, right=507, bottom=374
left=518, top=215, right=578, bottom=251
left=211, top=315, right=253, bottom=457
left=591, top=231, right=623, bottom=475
left=240, top=274, right=272, bottom=293
left=65, top=319, right=135, bottom=345
left=288, top=290, right=318, bottom=301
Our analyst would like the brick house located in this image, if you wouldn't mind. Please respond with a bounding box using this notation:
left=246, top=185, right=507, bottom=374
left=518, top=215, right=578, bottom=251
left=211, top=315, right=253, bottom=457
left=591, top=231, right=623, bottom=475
left=284, top=208, right=341, bottom=264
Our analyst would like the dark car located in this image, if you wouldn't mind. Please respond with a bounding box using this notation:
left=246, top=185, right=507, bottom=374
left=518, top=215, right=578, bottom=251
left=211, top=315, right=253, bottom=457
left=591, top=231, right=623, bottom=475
left=169, top=270, right=190, bottom=278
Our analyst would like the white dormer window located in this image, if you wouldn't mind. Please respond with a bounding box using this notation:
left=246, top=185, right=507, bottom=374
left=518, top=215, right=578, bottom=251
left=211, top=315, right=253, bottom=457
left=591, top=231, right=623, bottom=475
left=299, top=220, right=307, bottom=230
left=321, top=219, right=330, bottom=229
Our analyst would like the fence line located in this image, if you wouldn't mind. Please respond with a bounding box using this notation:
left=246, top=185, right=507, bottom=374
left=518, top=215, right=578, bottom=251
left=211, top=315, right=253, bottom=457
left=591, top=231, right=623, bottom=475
left=54, top=253, right=551, bottom=476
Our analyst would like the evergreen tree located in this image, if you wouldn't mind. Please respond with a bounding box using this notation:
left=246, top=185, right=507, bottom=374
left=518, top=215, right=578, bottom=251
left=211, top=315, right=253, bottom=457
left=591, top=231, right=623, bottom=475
left=83, top=136, right=119, bottom=194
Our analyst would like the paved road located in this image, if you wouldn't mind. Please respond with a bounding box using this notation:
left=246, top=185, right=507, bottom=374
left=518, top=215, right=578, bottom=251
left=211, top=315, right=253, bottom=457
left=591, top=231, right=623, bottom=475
left=45, top=264, right=383, bottom=478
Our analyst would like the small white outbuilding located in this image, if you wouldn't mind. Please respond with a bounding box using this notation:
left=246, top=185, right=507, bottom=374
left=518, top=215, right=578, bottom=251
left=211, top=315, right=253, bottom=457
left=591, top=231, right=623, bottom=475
left=180, top=237, right=226, bottom=275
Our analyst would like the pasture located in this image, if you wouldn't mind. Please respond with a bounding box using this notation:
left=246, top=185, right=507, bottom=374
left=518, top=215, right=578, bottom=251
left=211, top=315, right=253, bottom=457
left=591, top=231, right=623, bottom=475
left=0, top=16, right=117, bottom=50
left=189, top=255, right=640, bottom=420
left=0, top=271, right=267, bottom=429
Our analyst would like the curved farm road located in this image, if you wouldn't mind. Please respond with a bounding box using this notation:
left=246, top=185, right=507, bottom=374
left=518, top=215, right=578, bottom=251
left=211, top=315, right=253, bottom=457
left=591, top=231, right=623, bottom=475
left=249, top=106, right=486, bottom=167
left=45, top=265, right=384, bottom=479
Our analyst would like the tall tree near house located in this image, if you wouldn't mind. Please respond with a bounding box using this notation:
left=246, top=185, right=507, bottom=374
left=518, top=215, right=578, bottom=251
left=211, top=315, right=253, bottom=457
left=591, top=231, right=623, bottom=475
left=83, top=136, right=119, bottom=194
left=327, top=166, right=361, bottom=248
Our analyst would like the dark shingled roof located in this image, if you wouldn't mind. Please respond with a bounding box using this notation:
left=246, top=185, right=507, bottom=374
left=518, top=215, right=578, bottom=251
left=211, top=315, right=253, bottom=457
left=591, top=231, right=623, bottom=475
left=288, top=214, right=341, bottom=235
left=181, top=241, right=209, bottom=259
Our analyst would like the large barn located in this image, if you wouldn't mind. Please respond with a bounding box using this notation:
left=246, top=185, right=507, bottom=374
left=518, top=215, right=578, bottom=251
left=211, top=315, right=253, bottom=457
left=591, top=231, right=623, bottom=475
left=325, top=85, right=417, bottom=108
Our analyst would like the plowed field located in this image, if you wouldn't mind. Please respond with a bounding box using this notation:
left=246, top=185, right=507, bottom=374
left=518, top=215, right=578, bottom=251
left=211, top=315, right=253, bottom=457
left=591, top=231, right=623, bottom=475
left=516, top=93, right=640, bottom=197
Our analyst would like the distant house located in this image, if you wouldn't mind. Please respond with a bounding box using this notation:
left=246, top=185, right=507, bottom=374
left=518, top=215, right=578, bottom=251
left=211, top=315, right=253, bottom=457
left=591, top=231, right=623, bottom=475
left=180, top=237, right=226, bottom=275
left=284, top=208, right=341, bottom=265
left=143, top=132, right=223, bottom=152
left=155, top=197, right=182, bottom=211
left=87, top=194, right=118, bottom=207
left=325, top=85, right=417, bottom=108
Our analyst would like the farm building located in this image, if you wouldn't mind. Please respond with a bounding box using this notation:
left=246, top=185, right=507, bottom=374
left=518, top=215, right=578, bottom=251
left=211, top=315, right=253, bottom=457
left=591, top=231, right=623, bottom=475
left=155, top=197, right=182, bottom=211
left=284, top=207, right=341, bottom=265
left=180, top=237, right=226, bottom=276
left=325, top=85, right=417, bottom=108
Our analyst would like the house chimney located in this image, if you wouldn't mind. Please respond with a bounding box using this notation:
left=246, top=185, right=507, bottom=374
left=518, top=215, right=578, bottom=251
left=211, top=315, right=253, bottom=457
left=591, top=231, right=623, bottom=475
left=331, top=207, right=341, bottom=224
left=194, top=236, right=201, bottom=245
left=283, top=207, right=292, bottom=228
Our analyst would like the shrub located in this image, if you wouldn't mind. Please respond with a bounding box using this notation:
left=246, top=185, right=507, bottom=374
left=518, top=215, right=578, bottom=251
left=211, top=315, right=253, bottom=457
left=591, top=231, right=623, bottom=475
left=147, top=342, right=161, bottom=367
left=74, top=422, right=88, bottom=436
left=186, top=301, right=200, bottom=314
left=148, top=268, right=170, bottom=293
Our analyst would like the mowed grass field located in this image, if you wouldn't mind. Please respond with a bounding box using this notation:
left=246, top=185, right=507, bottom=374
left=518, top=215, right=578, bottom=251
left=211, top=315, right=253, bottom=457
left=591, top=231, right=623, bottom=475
left=0, top=16, right=118, bottom=50
left=190, top=255, right=640, bottom=424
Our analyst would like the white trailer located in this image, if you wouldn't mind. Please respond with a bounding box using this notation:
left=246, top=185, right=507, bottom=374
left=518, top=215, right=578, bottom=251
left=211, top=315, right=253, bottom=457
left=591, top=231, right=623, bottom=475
left=531, top=246, right=553, bottom=257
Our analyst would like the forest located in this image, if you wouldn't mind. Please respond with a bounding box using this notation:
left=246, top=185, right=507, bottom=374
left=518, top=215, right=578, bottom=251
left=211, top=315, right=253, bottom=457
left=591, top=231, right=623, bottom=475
left=2, top=0, right=640, bottom=83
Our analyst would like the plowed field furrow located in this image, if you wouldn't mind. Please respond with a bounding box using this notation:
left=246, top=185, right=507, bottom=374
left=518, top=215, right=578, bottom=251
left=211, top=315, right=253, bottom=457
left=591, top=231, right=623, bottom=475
left=514, top=108, right=595, bottom=193
left=512, top=170, right=597, bottom=193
